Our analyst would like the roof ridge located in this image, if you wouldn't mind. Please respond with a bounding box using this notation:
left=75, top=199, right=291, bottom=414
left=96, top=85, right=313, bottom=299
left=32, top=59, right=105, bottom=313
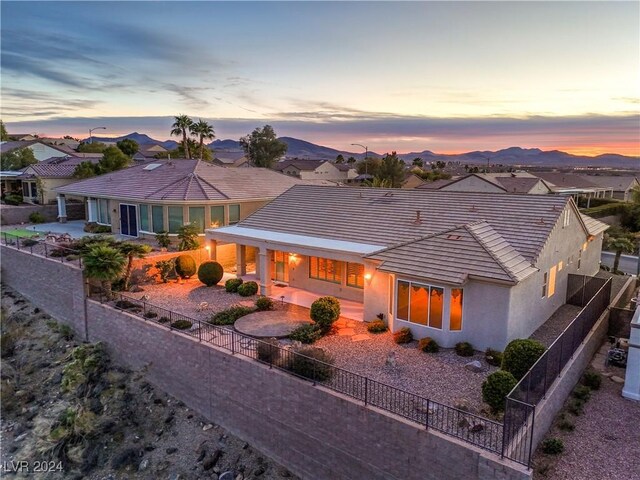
left=465, top=222, right=524, bottom=282
left=192, top=163, right=230, bottom=199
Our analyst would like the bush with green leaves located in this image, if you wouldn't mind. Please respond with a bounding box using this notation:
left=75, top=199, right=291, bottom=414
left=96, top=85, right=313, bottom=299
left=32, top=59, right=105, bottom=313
left=418, top=337, right=439, bottom=353
left=209, top=306, right=255, bottom=325
left=144, top=311, right=158, bottom=319
left=288, top=323, right=321, bottom=344
left=310, top=296, right=340, bottom=333
left=155, top=259, right=175, bottom=283
left=177, top=223, right=200, bottom=251
left=174, top=254, right=196, bottom=279
left=581, top=370, right=602, bottom=390
left=158, top=316, right=170, bottom=324
left=21, top=238, right=38, bottom=248
left=393, top=327, right=413, bottom=344
left=256, top=338, right=280, bottom=364
left=501, top=338, right=546, bottom=380
left=237, top=281, right=258, bottom=297
left=485, top=348, right=503, bottom=367
left=455, top=342, right=474, bottom=357
left=557, top=414, right=575, bottom=432
left=366, top=319, right=388, bottom=333
left=155, top=231, right=171, bottom=249
left=286, top=347, right=334, bottom=382
left=567, top=398, right=584, bottom=416
left=541, top=438, right=564, bottom=455
left=197, top=261, right=223, bottom=286
left=255, top=296, right=274, bottom=311
left=572, top=385, right=591, bottom=401
left=28, top=212, right=45, bottom=223
left=4, top=194, right=23, bottom=206
left=171, top=319, right=193, bottom=330
left=482, top=370, right=517, bottom=412
left=225, top=278, right=243, bottom=293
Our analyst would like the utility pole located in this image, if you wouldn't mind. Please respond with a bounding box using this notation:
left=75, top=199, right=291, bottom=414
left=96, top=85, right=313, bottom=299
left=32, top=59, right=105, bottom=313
left=351, top=143, right=369, bottom=175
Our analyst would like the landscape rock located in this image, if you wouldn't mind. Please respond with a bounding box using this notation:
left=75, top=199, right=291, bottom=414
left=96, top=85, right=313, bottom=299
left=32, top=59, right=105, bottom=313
left=139, top=458, right=150, bottom=471
left=385, top=351, right=397, bottom=367
left=464, top=360, right=484, bottom=373
left=219, top=472, right=235, bottom=480
left=610, top=375, right=625, bottom=383
left=203, top=423, right=214, bottom=431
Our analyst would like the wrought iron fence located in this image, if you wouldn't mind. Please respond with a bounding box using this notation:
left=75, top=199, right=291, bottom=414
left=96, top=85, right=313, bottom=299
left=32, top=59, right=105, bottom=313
left=1, top=230, right=82, bottom=267
left=93, top=289, right=506, bottom=460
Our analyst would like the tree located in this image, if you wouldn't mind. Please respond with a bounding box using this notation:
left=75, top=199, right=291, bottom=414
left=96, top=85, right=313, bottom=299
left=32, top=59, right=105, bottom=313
left=412, top=157, right=423, bottom=167
left=116, top=139, right=139, bottom=157
left=356, top=157, right=381, bottom=176
left=82, top=244, right=127, bottom=297
left=0, top=120, right=8, bottom=141
left=346, top=156, right=356, bottom=165
left=77, top=142, right=107, bottom=153
left=335, top=154, right=345, bottom=164
left=605, top=236, right=635, bottom=273
left=0, top=147, right=37, bottom=170
left=189, top=119, right=215, bottom=160
left=73, top=161, right=98, bottom=179
left=98, top=146, right=130, bottom=174
left=170, top=138, right=212, bottom=161
left=365, top=177, right=392, bottom=188
left=118, top=242, right=152, bottom=290
left=171, top=114, right=194, bottom=159
left=376, top=152, right=406, bottom=188
left=239, top=125, right=287, bottom=168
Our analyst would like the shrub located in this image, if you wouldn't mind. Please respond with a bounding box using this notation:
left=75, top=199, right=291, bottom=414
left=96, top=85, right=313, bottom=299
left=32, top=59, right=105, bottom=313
left=225, top=278, right=243, bottom=293
left=237, top=281, right=258, bottom=297
left=209, top=306, right=255, bottom=325
left=4, top=194, right=23, bottom=205
left=171, top=319, right=193, bottom=330
left=28, top=212, right=45, bottom=223
left=567, top=398, right=584, bottom=416
left=393, top=327, right=413, bottom=344
left=581, top=370, right=602, bottom=390
left=155, top=259, right=175, bottom=283
left=256, top=338, right=280, bottom=364
left=501, top=339, right=546, bottom=380
left=557, top=415, right=575, bottom=432
left=485, top=348, right=503, bottom=367
left=288, top=324, right=321, bottom=344
left=114, top=300, right=138, bottom=310
left=366, top=320, right=388, bottom=333
left=84, top=222, right=111, bottom=233
left=482, top=370, right=517, bottom=412
left=572, top=385, right=591, bottom=401
left=197, top=261, right=223, bottom=286
left=158, top=316, right=170, bottom=324
left=144, top=311, right=158, bottom=319
left=156, top=231, right=171, bottom=249
left=21, top=238, right=38, bottom=248
left=174, top=254, right=196, bottom=279
left=287, top=347, right=334, bottom=381
left=541, top=438, right=564, bottom=455
left=255, top=296, right=274, bottom=311
left=310, top=296, right=340, bottom=333
left=418, top=336, right=439, bottom=353
left=177, top=223, right=200, bottom=251
left=455, top=342, right=474, bottom=357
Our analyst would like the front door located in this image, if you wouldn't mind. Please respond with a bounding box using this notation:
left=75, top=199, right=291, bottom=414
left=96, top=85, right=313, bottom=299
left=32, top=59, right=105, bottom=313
left=271, top=251, right=289, bottom=283
left=119, top=204, right=138, bottom=237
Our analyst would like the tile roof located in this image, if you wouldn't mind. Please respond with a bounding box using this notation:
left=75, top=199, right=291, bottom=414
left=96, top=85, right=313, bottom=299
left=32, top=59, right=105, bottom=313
left=580, top=175, right=639, bottom=192
left=367, top=221, right=538, bottom=284
left=0, top=140, right=75, bottom=156
left=579, top=214, right=609, bottom=236
left=21, top=157, right=102, bottom=178
left=274, top=159, right=330, bottom=171
left=493, top=176, right=547, bottom=193
left=416, top=178, right=456, bottom=190
left=55, top=159, right=329, bottom=201
left=236, top=185, right=596, bottom=263
left=531, top=172, right=601, bottom=190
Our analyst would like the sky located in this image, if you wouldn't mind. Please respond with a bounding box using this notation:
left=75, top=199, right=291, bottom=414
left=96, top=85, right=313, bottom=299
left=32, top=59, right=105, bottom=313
left=1, top=1, right=639, bottom=156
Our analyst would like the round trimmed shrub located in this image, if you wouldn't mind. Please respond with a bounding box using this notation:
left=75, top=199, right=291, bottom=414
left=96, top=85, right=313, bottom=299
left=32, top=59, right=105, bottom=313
left=225, top=278, right=243, bottom=293
left=310, top=296, right=340, bottom=333
left=393, top=327, right=413, bottom=344
left=197, top=261, right=223, bottom=286
left=209, top=306, right=254, bottom=325
left=237, top=281, right=258, bottom=297
left=485, top=348, right=503, bottom=367
left=174, top=254, right=196, bottom=279
left=455, top=342, right=474, bottom=357
left=289, top=324, right=321, bottom=344
left=29, top=212, right=45, bottom=223
left=501, top=339, right=546, bottom=380
left=482, top=370, right=517, bottom=412
left=367, top=320, right=388, bottom=334
left=255, top=296, right=274, bottom=311
left=418, top=337, right=439, bottom=353
left=581, top=370, right=602, bottom=390
left=541, top=438, right=564, bottom=455
left=171, top=319, right=193, bottom=330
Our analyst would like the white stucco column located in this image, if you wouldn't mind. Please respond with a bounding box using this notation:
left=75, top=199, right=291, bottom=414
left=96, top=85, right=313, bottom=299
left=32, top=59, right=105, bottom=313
left=258, top=247, right=272, bottom=296
left=623, top=308, right=640, bottom=401
left=208, top=239, right=217, bottom=261
left=236, top=244, right=247, bottom=277
left=56, top=194, right=67, bottom=223
left=87, top=198, right=98, bottom=222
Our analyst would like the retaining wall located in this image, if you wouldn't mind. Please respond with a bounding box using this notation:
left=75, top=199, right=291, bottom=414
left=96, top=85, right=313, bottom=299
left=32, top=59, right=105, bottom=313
left=0, top=203, right=85, bottom=225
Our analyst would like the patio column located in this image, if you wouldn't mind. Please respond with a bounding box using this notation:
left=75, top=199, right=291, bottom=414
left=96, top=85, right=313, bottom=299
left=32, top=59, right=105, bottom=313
left=208, top=239, right=217, bottom=261
left=236, top=244, right=247, bottom=277
left=87, top=198, right=97, bottom=222
left=56, top=194, right=67, bottom=223
left=258, top=247, right=272, bottom=296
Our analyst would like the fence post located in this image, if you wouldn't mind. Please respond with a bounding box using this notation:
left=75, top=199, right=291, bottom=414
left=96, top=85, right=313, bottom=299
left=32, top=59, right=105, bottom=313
left=425, top=398, right=430, bottom=430
left=542, top=353, right=549, bottom=399
left=231, top=331, right=235, bottom=354
left=501, top=402, right=507, bottom=459
left=198, top=321, right=202, bottom=342
left=16, top=237, right=20, bottom=250
left=364, top=377, right=368, bottom=406
left=527, top=406, right=536, bottom=470
left=44, top=242, right=48, bottom=257
left=312, top=360, right=317, bottom=386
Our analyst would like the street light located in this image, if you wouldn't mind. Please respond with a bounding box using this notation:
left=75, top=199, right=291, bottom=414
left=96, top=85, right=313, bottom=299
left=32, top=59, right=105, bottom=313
left=351, top=143, right=368, bottom=175
left=88, top=126, right=106, bottom=144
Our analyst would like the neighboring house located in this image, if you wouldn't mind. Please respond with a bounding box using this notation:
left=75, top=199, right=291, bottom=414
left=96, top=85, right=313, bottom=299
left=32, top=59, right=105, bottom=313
left=41, top=137, right=81, bottom=150
left=0, top=140, right=75, bottom=161
left=274, top=159, right=357, bottom=182
left=207, top=185, right=607, bottom=350
left=131, top=144, right=169, bottom=161
left=402, top=173, right=427, bottom=189
left=623, top=305, right=640, bottom=401
left=212, top=151, right=250, bottom=168
left=418, top=172, right=552, bottom=194
left=531, top=172, right=614, bottom=199
left=581, top=175, right=640, bottom=202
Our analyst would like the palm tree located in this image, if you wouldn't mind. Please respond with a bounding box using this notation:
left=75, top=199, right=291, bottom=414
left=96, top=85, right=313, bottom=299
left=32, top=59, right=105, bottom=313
left=82, top=245, right=127, bottom=297
left=190, top=119, right=215, bottom=160
left=118, top=242, right=152, bottom=290
left=606, top=236, right=635, bottom=273
left=171, top=115, right=194, bottom=159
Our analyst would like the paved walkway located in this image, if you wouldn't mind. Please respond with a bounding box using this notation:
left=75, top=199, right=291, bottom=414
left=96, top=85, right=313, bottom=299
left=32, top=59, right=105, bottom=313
left=234, top=310, right=312, bottom=338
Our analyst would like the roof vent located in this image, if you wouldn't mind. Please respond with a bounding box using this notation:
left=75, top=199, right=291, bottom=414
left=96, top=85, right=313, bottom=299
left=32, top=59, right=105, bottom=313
left=446, top=234, right=462, bottom=240
left=384, top=192, right=394, bottom=197
left=539, top=217, right=545, bottom=224
left=413, top=210, right=422, bottom=225
left=143, top=163, right=162, bottom=171
left=470, top=205, right=478, bottom=212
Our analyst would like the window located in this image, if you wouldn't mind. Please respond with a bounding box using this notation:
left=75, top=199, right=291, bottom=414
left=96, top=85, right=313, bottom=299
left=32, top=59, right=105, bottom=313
left=346, top=263, right=364, bottom=289
left=542, top=272, right=548, bottom=298
left=563, top=209, right=570, bottom=227
left=189, top=206, right=205, bottom=233
left=450, top=289, right=464, bottom=331
left=139, top=204, right=150, bottom=232
left=396, top=280, right=444, bottom=329
left=168, top=206, right=184, bottom=233
left=228, top=204, right=240, bottom=225
left=309, top=256, right=342, bottom=283
left=97, top=199, right=110, bottom=224
left=152, top=205, right=164, bottom=233
left=30, top=182, right=37, bottom=198
left=210, top=206, right=224, bottom=228
left=548, top=266, right=557, bottom=298
left=22, top=183, right=29, bottom=197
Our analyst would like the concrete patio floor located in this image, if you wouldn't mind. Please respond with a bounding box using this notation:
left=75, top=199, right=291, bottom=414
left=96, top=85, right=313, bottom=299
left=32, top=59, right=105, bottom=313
left=234, top=310, right=312, bottom=338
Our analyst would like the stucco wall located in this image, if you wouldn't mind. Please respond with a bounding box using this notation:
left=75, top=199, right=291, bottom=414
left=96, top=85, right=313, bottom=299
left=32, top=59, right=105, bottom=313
left=287, top=255, right=364, bottom=303
left=0, top=202, right=85, bottom=225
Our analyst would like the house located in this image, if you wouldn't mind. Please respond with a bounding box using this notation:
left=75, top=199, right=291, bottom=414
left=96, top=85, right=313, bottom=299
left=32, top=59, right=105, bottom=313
left=0, top=140, right=76, bottom=161
left=530, top=172, right=614, bottom=200
left=581, top=175, right=639, bottom=202
left=212, top=151, right=250, bottom=168
left=417, top=172, right=552, bottom=194
left=623, top=305, right=640, bottom=401
left=206, top=185, right=607, bottom=350
left=274, top=159, right=357, bottom=182
left=402, top=173, right=427, bottom=189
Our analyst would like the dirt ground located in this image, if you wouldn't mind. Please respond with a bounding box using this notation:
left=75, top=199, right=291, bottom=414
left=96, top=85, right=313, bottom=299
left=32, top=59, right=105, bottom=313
left=0, top=284, right=298, bottom=480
